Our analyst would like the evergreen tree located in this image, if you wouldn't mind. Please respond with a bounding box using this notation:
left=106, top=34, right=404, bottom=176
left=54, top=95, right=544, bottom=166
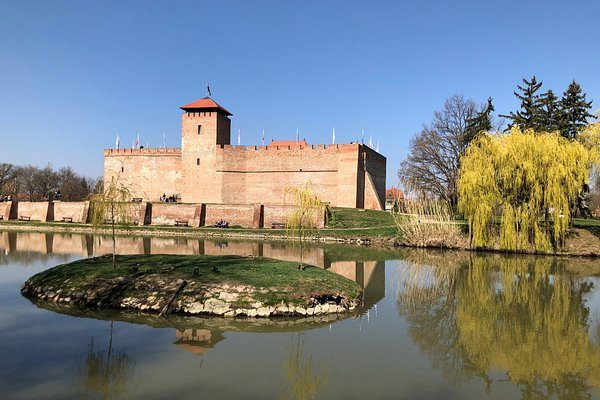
left=500, top=76, right=544, bottom=130
left=464, top=97, right=494, bottom=144
left=538, top=89, right=562, bottom=133
left=559, top=80, right=595, bottom=139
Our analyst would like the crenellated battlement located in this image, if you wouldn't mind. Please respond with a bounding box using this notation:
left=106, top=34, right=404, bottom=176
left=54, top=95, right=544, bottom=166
left=103, top=96, right=386, bottom=210
left=104, top=148, right=182, bottom=156
left=216, top=143, right=361, bottom=153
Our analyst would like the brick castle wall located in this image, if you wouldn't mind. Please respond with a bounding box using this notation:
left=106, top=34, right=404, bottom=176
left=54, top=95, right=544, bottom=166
left=103, top=100, right=387, bottom=211
left=52, top=201, right=90, bottom=223
left=150, top=203, right=201, bottom=227
left=104, top=148, right=182, bottom=202
left=13, top=202, right=50, bottom=221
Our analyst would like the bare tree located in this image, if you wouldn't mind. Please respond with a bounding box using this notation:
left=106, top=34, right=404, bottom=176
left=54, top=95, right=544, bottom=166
left=0, top=163, right=17, bottom=195
left=398, top=95, right=478, bottom=207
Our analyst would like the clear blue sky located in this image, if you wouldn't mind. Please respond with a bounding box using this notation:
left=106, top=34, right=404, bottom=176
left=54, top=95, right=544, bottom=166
left=1, top=0, right=599, bottom=188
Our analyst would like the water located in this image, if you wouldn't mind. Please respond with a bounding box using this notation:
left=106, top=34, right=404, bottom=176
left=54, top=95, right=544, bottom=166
left=1, top=230, right=600, bottom=399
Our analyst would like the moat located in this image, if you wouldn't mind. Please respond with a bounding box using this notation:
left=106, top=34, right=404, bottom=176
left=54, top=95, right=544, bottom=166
left=2, top=230, right=600, bottom=399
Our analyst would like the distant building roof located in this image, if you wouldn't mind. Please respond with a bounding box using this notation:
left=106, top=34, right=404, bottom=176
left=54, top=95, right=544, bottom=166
left=385, top=187, right=403, bottom=200
left=268, top=139, right=308, bottom=148
left=180, top=97, right=232, bottom=116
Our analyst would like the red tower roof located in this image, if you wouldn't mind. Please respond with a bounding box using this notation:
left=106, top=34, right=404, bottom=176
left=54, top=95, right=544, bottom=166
left=180, top=97, right=232, bottom=116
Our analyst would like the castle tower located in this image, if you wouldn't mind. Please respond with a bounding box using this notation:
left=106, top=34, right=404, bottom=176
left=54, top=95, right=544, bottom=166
left=180, top=97, right=232, bottom=202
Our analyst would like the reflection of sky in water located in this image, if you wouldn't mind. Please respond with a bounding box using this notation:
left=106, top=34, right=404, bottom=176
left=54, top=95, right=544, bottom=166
left=2, top=231, right=600, bottom=399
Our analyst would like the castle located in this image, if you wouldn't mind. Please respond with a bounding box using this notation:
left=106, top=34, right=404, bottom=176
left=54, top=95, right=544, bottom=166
left=104, top=97, right=386, bottom=211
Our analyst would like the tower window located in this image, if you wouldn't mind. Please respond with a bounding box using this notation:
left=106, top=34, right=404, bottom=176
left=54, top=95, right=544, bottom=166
left=198, top=125, right=202, bottom=135
left=196, top=158, right=200, bottom=165
left=121, top=167, right=124, bottom=173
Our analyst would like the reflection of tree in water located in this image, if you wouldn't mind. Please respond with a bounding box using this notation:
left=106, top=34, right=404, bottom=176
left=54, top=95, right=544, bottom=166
left=280, top=333, right=328, bottom=400
left=77, top=321, right=136, bottom=400
left=397, top=252, right=600, bottom=398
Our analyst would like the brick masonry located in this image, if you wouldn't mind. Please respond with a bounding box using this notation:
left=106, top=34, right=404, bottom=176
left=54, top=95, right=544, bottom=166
left=52, top=201, right=90, bottom=223
left=104, top=98, right=386, bottom=211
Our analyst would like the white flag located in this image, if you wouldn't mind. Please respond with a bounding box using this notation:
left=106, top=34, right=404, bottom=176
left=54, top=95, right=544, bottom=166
left=376, top=140, right=380, bottom=152
left=361, top=129, right=364, bottom=144
left=262, top=129, right=265, bottom=145
left=238, top=128, right=241, bottom=146
left=136, top=133, right=140, bottom=148
left=116, top=134, right=120, bottom=149
left=163, top=132, right=166, bottom=148
left=369, top=134, right=372, bottom=148
left=332, top=127, right=335, bottom=144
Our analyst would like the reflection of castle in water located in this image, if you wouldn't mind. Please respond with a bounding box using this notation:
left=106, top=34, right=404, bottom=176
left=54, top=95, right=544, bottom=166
left=5, top=231, right=385, bottom=357
left=1, top=231, right=385, bottom=309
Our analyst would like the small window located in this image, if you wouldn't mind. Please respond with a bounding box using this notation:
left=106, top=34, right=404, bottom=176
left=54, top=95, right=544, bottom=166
left=121, top=167, right=124, bottom=173
left=198, top=125, right=202, bottom=135
left=196, top=158, right=200, bottom=165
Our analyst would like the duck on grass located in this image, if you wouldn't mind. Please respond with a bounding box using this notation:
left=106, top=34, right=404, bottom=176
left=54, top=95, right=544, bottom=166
left=21, top=254, right=362, bottom=318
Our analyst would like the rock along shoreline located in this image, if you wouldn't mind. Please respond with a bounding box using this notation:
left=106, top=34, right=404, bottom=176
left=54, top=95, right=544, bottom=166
left=21, top=254, right=362, bottom=318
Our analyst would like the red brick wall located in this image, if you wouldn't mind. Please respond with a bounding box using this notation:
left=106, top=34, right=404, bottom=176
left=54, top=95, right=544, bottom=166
left=104, top=148, right=182, bottom=202
left=52, top=201, right=90, bottom=223
left=263, top=204, right=325, bottom=228
left=150, top=203, right=201, bottom=227
left=204, top=203, right=260, bottom=228
left=13, top=202, right=50, bottom=221
left=0, top=202, right=13, bottom=220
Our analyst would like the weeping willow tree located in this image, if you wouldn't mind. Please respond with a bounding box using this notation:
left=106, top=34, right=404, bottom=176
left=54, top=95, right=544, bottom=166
left=285, top=182, right=325, bottom=270
left=280, top=333, right=328, bottom=400
left=397, top=253, right=600, bottom=394
left=458, top=126, right=597, bottom=252
left=89, top=176, right=133, bottom=268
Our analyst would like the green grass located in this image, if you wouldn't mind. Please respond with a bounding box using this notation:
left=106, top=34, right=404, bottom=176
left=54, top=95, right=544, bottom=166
left=326, top=207, right=394, bottom=229
left=24, top=254, right=362, bottom=307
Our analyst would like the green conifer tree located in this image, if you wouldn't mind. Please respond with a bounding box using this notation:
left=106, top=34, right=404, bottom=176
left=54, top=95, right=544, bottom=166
left=464, top=97, right=494, bottom=144
left=538, top=89, right=562, bottom=133
left=500, top=76, right=544, bottom=130
left=559, top=80, right=595, bottom=139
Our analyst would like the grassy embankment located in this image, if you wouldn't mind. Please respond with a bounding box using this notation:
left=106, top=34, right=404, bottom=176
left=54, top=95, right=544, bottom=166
left=22, top=254, right=362, bottom=313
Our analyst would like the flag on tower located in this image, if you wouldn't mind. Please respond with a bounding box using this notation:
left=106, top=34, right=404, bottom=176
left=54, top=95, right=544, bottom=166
left=296, top=128, right=299, bottom=143
left=369, top=134, right=372, bottom=148
left=332, top=127, right=335, bottom=144
left=136, top=133, right=140, bottom=148
left=238, top=129, right=241, bottom=146
left=163, top=132, right=166, bottom=148
left=116, top=134, right=120, bottom=149
left=262, top=129, right=265, bottom=145
left=361, top=129, right=364, bottom=144
left=376, top=140, right=380, bottom=152
left=207, top=82, right=211, bottom=97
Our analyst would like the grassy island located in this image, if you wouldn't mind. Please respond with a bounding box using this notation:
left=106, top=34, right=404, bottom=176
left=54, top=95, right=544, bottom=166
left=21, top=254, right=362, bottom=318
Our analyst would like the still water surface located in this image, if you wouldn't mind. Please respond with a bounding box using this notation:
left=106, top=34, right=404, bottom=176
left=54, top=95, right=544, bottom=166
left=1, top=231, right=600, bottom=399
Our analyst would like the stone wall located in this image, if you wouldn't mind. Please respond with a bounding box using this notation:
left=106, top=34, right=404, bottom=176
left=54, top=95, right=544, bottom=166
left=150, top=203, right=201, bottom=227
left=51, top=201, right=90, bottom=223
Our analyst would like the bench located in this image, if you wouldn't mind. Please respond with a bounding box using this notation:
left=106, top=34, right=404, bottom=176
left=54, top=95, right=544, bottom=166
left=19, top=215, right=31, bottom=221
left=131, top=197, right=143, bottom=202
left=175, top=220, right=189, bottom=227
left=271, top=222, right=286, bottom=229
left=61, top=216, right=73, bottom=223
